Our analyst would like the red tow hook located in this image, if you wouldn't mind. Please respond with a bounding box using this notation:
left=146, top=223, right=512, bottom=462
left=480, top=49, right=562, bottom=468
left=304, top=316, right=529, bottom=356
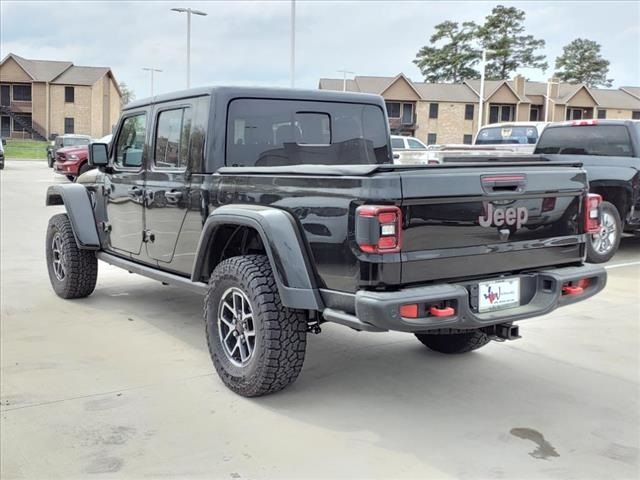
left=562, top=285, right=584, bottom=296
left=429, top=306, right=456, bottom=317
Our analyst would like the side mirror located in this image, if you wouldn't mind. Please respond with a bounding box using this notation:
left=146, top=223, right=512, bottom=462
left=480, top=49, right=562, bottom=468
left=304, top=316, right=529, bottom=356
left=89, top=142, right=109, bottom=167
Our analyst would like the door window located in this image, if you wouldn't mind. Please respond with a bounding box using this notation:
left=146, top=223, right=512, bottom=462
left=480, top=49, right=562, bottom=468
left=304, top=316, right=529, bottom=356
left=154, top=107, right=191, bottom=169
left=391, top=137, right=405, bottom=149
left=407, top=138, right=426, bottom=150
left=115, top=114, right=147, bottom=168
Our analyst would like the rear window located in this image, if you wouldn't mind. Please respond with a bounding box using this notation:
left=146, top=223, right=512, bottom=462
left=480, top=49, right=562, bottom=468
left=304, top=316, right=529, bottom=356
left=64, top=137, right=90, bottom=147
left=535, top=125, right=634, bottom=157
left=475, top=126, right=539, bottom=145
left=226, top=99, right=390, bottom=166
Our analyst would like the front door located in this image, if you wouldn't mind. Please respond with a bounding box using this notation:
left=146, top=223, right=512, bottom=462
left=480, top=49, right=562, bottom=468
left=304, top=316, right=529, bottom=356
left=1, top=116, right=10, bottom=138
left=104, top=112, right=148, bottom=255
left=144, top=105, right=192, bottom=265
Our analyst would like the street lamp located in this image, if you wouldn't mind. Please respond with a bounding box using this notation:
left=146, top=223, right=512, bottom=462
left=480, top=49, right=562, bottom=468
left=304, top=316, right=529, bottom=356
left=337, top=70, right=355, bottom=91
left=171, top=7, right=208, bottom=88
left=142, top=67, right=162, bottom=97
left=290, top=0, right=295, bottom=87
left=477, top=49, right=495, bottom=132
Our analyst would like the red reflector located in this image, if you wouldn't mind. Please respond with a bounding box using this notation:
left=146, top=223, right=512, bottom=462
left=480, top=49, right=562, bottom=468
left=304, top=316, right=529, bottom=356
left=400, top=304, right=419, bottom=318
left=542, top=197, right=556, bottom=212
left=577, top=278, right=590, bottom=289
left=429, top=306, right=456, bottom=317
left=377, top=236, right=397, bottom=249
left=378, top=212, right=397, bottom=224
left=562, top=285, right=584, bottom=295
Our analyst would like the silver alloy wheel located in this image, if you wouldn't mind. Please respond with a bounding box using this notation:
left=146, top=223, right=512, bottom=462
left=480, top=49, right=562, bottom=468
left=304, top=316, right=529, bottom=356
left=590, top=210, right=617, bottom=255
left=51, top=232, right=66, bottom=281
left=218, top=287, right=256, bottom=367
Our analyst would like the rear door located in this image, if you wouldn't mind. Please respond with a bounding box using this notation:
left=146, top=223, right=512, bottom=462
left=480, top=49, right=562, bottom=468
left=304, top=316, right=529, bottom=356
left=104, top=111, right=148, bottom=255
left=398, top=163, right=586, bottom=284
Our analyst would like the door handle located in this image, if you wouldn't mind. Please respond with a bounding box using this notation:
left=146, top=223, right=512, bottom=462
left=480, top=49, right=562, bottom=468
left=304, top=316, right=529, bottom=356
left=164, top=190, right=183, bottom=203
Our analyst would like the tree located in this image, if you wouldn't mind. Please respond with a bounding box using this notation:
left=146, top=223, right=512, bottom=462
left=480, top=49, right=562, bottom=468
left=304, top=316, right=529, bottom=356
left=119, top=82, right=135, bottom=105
left=554, top=38, right=613, bottom=87
left=477, top=5, right=548, bottom=80
left=413, top=21, right=481, bottom=82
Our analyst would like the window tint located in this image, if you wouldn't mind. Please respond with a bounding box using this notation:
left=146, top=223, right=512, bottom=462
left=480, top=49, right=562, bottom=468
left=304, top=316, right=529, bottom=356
left=385, top=102, right=400, bottom=118
left=12, top=85, right=31, bottom=101
left=464, top=104, right=474, bottom=121
left=64, top=117, right=74, bottom=134
left=64, top=137, right=90, bottom=146
left=407, top=138, right=426, bottom=149
left=429, top=103, right=439, bottom=119
left=391, top=137, right=405, bottom=149
left=226, top=99, right=390, bottom=166
left=476, top=126, right=538, bottom=145
left=535, top=125, right=633, bottom=157
left=65, top=86, right=74, bottom=103
left=115, top=114, right=147, bottom=168
left=154, top=107, right=191, bottom=169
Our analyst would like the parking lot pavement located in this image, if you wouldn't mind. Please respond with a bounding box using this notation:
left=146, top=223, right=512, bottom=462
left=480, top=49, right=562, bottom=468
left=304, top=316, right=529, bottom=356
left=1, top=160, right=639, bottom=479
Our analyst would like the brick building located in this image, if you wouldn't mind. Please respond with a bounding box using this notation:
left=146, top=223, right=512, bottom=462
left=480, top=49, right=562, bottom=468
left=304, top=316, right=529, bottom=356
left=0, top=53, right=122, bottom=140
left=319, top=74, right=640, bottom=145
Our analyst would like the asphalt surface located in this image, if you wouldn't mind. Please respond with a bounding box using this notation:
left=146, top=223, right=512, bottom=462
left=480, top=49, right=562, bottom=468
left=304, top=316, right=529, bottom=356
left=1, top=160, right=639, bottom=479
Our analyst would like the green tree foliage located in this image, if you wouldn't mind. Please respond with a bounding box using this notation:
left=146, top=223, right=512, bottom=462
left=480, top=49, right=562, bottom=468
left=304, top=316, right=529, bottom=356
left=477, top=5, right=548, bottom=80
left=413, top=21, right=481, bottom=82
left=119, top=82, right=135, bottom=105
left=554, top=38, right=613, bottom=87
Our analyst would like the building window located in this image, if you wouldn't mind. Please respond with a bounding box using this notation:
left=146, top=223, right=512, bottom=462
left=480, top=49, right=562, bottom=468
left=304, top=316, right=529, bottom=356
left=65, top=86, right=75, bottom=103
left=401, top=103, right=414, bottom=125
left=530, top=106, right=541, bottom=121
left=64, top=117, right=74, bottom=134
left=427, top=133, right=437, bottom=145
left=12, top=113, right=32, bottom=132
left=385, top=102, right=401, bottom=118
left=632, top=111, right=640, bottom=120
left=597, top=109, right=607, bottom=119
left=12, top=84, right=32, bottom=102
left=463, top=134, right=473, bottom=144
left=465, top=104, right=474, bottom=121
left=489, top=104, right=514, bottom=124
left=429, top=103, right=439, bottom=119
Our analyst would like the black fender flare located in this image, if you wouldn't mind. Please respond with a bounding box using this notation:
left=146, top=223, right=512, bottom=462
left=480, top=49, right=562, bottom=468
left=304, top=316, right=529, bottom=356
left=192, top=204, right=324, bottom=311
left=46, top=184, right=100, bottom=249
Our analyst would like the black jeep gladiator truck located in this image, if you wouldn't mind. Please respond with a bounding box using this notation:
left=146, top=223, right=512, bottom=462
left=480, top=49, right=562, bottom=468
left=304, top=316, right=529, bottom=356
left=534, top=119, right=640, bottom=262
left=45, top=87, right=606, bottom=397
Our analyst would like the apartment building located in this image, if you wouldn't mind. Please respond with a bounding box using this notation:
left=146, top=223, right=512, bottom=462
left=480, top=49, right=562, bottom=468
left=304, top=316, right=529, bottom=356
left=0, top=53, right=122, bottom=140
left=319, top=74, right=640, bottom=145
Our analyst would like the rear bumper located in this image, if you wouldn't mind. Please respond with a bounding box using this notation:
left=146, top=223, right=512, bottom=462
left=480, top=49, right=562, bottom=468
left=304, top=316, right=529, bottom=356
left=322, top=264, right=606, bottom=333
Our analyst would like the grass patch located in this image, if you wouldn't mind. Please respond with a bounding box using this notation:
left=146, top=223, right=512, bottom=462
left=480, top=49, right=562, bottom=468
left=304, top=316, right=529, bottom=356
left=4, top=139, right=48, bottom=160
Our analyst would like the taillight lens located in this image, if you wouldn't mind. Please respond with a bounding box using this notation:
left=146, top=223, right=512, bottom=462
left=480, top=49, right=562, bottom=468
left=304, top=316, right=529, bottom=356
left=356, top=205, right=402, bottom=253
left=584, top=193, right=602, bottom=233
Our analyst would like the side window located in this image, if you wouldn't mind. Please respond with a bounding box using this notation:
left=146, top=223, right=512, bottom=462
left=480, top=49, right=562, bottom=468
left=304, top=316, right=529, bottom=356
left=115, top=114, right=147, bottom=168
left=154, top=107, right=191, bottom=169
left=391, top=137, right=405, bottom=149
left=407, top=138, right=426, bottom=150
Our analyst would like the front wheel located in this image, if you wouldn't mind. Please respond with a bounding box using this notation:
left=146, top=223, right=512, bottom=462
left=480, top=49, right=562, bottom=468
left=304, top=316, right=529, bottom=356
left=204, top=255, right=307, bottom=397
left=47, top=154, right=54, bottom=168
left=46, top=213, right=98, bottom=299
left=586, top=201, right=621, bottom=264
left=415, top=330, right=490, bottom=354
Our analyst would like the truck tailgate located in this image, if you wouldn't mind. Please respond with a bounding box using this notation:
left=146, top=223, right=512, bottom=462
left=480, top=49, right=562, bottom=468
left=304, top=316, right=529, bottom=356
left=399, top=164, right=586, bottom=284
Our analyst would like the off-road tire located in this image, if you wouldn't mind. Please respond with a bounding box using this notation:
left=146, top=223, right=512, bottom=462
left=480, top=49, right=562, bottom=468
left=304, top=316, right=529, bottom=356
left=46, top=213, right=98, bottom=299
left=204, top=255, right=307, bottom=397
left=586, top=201, right=621, bottom=264
left=415, top=330, right=491, bottom=354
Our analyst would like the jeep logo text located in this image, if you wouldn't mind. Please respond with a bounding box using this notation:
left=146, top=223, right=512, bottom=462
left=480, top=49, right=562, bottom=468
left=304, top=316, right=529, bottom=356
left=479, top=204, right=528, bottom=229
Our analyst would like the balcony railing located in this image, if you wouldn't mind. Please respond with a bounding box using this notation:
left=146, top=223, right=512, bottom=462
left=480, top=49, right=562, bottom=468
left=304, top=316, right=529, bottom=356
left=10, top=101, right=33, bottom=113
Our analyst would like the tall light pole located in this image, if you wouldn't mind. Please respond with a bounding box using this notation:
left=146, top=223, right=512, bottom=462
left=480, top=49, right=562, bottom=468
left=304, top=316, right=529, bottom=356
left=171, top=7, right=208, bottom=88
left=142, top=67, right=162, bottom=97
left=337, top=70, right=355, bottom=91
left=290, top=0, right=296, bottom=87
left=477, top=49, right=497, bottom=133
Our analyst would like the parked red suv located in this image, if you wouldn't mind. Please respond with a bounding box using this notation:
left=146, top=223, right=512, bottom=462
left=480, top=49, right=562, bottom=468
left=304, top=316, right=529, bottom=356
left=53, top=134, right=112, bottom=181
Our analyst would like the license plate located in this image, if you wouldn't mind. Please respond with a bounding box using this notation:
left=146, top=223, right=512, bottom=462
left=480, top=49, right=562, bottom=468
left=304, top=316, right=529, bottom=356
left=478, top=278, right=520, bottom=313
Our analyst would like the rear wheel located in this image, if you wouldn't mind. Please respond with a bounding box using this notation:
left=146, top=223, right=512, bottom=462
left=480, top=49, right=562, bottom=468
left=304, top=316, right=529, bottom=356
left=586, top=201, right=621, bottom=264
left=204, top=255, right=307, bottom=397
left=415, top=330, right=490, bottom=354
left=46, top=213, right=98, bottom=299
left=48, top=154, right=54, bottom=168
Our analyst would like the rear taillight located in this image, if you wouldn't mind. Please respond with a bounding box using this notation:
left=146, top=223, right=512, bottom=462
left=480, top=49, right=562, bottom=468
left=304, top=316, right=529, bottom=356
left=584, top=193, right=602, bottom=234
left=356, top=205, right=402, bottom=253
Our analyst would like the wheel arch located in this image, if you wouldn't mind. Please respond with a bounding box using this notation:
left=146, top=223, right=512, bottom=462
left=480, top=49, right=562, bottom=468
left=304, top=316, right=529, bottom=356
left=589, top=180, right=631, bottom=222
left=45, top=184, right=100, bottom=249
left=192, top=205, right=323, bottom=311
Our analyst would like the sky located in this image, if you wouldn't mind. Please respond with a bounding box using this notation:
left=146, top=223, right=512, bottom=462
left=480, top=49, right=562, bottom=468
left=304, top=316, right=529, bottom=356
left=1, top=0, right=639, bottom=100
